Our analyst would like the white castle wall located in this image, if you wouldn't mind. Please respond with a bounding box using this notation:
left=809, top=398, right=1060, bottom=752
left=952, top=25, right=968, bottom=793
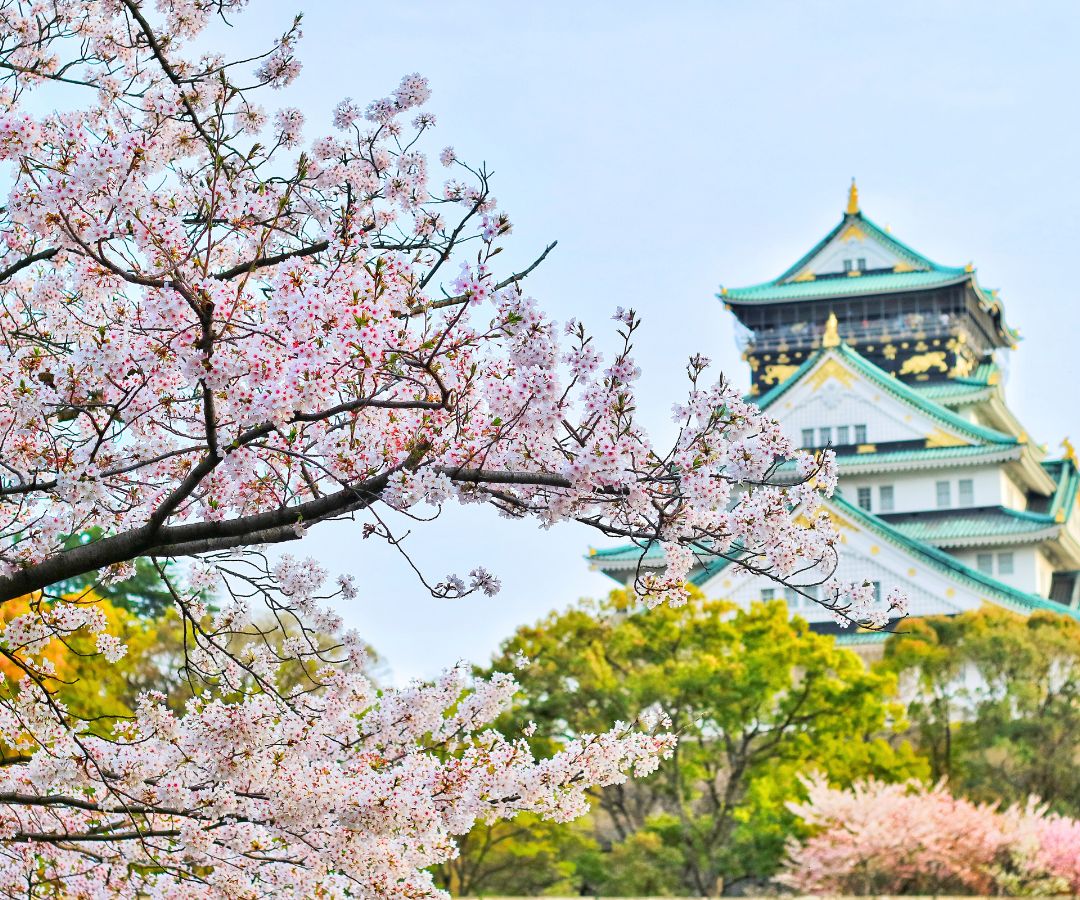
left=777, top=380, right=936, bottom=446
left=951, top=545, right=1055, bottom=597
left=837, top=466, right=1026, bottom=515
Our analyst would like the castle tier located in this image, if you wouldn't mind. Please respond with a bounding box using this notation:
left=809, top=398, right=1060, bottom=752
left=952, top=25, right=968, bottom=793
left=724, top=180, right=1016, bottom=394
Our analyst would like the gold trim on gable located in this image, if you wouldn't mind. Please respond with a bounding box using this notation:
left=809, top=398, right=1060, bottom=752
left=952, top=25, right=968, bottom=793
left=925, top=428, right=970, bottom=448
left=807, top=357, right=854, bottom=391
left=840, top=223, right=864, bottom=242
left=824, top=509, right=856, bottom=532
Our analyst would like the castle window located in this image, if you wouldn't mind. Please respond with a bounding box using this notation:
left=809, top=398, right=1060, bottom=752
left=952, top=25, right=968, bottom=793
left=855, top=424, right=868, bottom=443
left=819, top=427, right=832, bottom=446
left=958, top=478, right=974, bottom=506
left=837, top=425, right=850, bottom=444
left=977, top=552, right=993, bottom=575
left=760, top=588, right=776, bottom=602
left=801, top=428, right=815, bottom=448
left=843, top=259, right=853, bottom=272
left=879, top=485, right=895, bottom=512
left=857, top=487, right=872, bottom=511
left=998, top=552, right=1014, bottom=575
left=936, top=480, right=952, bottom=508
left=872, top=581, right=882, bottom=603
left=857, top=257, right=867, bottom=271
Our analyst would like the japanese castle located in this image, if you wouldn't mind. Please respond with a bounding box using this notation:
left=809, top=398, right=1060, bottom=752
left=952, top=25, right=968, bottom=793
left=590, top=182, right=1080, bottom=647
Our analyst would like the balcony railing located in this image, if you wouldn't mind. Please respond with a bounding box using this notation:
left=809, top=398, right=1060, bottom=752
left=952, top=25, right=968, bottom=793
left=739, top=311, right=975, bottom=354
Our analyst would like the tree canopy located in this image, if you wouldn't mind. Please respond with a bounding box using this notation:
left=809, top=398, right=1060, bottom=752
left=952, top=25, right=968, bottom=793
left=881, top=607, right=1080, bottom=815
left=479, top=589, right=925, bottom=895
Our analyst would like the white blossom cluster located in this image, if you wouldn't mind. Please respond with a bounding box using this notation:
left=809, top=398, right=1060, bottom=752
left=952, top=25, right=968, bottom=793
left=0, top=0, right=903, bottom=893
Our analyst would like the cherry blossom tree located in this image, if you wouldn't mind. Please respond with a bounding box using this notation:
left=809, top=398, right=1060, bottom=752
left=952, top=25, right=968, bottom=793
left=781, top=776, right=1080, bottom=896
left=0, top=1, right=902, bottom=895
left=1033, top=816, right=1080, bottom=893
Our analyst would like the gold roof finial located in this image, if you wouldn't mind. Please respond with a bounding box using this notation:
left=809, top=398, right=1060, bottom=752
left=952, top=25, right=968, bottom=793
left=823, top=311, right=841, bottom=348
left=846, top=178, right=860, bottom=216
left=1063, top=437, right=1077, bottom=464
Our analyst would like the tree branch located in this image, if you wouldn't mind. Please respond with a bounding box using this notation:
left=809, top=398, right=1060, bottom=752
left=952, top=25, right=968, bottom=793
left=0, top=248, right=58, bottom=284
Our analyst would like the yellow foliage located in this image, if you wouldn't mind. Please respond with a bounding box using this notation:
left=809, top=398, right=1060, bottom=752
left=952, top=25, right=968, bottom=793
left=0, top=590, right=185, bottom=728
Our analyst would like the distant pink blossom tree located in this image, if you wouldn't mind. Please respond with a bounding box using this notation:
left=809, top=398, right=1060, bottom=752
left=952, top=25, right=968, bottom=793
left=782, top=775, right=1080, bottom=896
left=0, top=0, right=903, bottom=895
left=1034, top=816, right=1080, bottom=893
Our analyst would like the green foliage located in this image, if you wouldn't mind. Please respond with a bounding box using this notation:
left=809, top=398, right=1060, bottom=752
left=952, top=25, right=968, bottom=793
left=0, top=589, right=189, bottom=744
left=599, top=824, right=686, bottom=896
left=471, top=587, right=924, bottom=896
left=4, top=585, right=379, bottom=740
left=881, top=606, right=1080, bottom=814
left=54, top=528, right=178, bottom=617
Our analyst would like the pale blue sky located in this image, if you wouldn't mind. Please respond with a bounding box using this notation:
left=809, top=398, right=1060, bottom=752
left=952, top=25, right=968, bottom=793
left=229, top=1, right=1080, bottom=681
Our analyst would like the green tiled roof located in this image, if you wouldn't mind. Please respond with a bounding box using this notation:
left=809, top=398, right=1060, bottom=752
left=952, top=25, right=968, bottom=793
left=775, top=210, right=951, bottom=282
left=588, top=491, right=1080, bottom=622
left=660, top=493, right=1074, bottom=618
left=827, top=493, right=1080, bottom=620
left=589, top=542, right=665, bottom=565
left=754, top=342, right=1017, bottom=447
left=719, top=209, right=1017, bottom=341
left=835, top=631, right=891, bottom=646
left=830, top=444, right=1022, bottom=471
left=885, top=507, right=1059, bottom=545
left=723, top=269, right=969, bottom=304
left=912, top=382, right=994, bottom=403
left=1044, top=458, right=1080, bottom=522
left=971, top=361, right=1000, bottom=382
left=912, top=363, right=1000, bottom=403
left=766, top=445, right=1022, bottom=481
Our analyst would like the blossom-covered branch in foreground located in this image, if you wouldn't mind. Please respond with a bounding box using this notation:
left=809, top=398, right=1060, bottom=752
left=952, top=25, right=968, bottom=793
left=0, top=0, right=902, bottom=894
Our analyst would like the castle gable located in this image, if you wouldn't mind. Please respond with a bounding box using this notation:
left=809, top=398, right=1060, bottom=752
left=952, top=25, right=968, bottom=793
left=757, top=343, right=1015, bottom=451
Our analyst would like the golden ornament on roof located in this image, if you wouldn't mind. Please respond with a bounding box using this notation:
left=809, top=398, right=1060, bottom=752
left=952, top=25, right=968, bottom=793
left=822, top=312, right=841, bottom=348
left=846, top=178, right=859, bottom=215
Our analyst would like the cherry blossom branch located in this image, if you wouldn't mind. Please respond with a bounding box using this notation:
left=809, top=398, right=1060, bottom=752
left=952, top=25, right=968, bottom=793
left=0, top=247, right=58, bottom=284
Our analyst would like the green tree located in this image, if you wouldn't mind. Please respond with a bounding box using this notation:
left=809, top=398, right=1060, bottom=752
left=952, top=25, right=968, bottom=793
left=52, top=527, right=179, bottom=617
left=483, top=588, right=925, bottom=896
left=432, top=814, right=597, bottom=897
left=882, top=606, right=1080, bottom=814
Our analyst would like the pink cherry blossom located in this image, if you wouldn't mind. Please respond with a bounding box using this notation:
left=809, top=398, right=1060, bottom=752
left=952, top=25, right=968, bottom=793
left=783, top=776, right=1080, bottom=896
left=0, top=1, right=902, bottom=894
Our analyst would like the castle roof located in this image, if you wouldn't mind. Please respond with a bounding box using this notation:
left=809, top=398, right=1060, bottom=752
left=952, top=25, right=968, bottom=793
left=719, top=182, right=1018, bottom=344
left=589, top=490, right=1080, bottom=623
